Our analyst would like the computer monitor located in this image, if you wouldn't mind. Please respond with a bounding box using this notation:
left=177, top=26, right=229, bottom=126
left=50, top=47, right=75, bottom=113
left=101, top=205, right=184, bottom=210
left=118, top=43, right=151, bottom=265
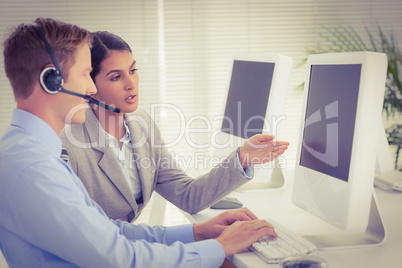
left=292, top=52, right=388, bottom=235
left=213, top=54, right=292, bottom=189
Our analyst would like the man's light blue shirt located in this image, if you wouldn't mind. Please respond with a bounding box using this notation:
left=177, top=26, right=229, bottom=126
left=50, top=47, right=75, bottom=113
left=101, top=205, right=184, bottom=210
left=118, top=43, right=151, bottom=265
left=0, top=109, right=225, bottom=268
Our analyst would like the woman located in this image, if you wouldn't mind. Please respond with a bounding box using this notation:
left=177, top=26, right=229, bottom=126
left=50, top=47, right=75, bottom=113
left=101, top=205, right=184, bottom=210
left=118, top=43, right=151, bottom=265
left=60, top=31, right=289, bottom=222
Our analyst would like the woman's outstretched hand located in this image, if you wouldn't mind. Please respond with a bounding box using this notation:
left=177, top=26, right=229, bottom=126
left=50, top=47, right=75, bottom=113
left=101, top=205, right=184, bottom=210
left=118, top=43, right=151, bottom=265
left=238, top=134, right=290, bottom=169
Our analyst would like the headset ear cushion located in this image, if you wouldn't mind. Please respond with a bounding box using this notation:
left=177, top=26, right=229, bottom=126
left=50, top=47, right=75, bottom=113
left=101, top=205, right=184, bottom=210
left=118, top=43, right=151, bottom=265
left=39, top=66, right=63, bottom=94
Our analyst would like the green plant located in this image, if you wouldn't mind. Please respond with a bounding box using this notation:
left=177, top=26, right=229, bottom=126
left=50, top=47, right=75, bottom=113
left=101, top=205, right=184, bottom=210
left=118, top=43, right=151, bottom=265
left=386, top=124, right=402, bottom=169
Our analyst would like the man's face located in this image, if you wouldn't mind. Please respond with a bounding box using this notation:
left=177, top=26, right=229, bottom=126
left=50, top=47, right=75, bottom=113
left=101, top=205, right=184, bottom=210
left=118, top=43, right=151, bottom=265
left=60, top=43, right=96, bottom=125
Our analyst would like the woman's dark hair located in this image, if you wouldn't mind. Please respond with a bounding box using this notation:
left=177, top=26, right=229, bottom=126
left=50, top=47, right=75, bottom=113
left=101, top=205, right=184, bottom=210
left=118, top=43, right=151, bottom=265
left=90, top=31, right=131, bottom=81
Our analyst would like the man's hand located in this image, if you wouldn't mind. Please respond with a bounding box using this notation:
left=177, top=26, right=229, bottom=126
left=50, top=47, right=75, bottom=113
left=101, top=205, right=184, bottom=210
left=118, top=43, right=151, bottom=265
left=193, top=207, right=277, bottom=257
left=193, top=207, right=260, bottom=241
left=216, top=218, right=276, bottom=257
left=239, top=134, right=289, bottom=169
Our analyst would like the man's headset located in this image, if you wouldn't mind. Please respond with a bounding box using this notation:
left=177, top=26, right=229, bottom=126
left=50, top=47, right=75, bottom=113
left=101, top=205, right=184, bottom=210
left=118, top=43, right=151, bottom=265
left=33, top=24, right=120, bottom=113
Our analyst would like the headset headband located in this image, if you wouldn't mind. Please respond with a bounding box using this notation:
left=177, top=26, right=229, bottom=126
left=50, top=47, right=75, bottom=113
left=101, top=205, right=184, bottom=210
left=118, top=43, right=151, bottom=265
left=33, top=24, right=63, bottom=77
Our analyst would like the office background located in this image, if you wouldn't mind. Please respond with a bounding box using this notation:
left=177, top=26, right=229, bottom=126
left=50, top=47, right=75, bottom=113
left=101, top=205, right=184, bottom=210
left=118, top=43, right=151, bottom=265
left=0, top=0, right=401, bottom=173
left=0, top=1, right=401, bottom=267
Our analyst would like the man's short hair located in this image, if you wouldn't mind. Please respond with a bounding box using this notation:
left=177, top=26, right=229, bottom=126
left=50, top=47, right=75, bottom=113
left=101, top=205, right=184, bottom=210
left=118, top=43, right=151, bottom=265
left=3, top=17, right=92, bottom=99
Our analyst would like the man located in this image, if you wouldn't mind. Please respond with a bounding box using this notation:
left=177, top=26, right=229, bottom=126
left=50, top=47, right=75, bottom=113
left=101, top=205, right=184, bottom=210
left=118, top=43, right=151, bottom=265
left=0, top=18, right=276, bottom=267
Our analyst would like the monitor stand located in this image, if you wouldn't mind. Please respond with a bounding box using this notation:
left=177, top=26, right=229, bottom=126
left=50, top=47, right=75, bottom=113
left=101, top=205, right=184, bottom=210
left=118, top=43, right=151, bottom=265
left=236, top=158, right=286, bottom=191
left=303, top=190, right=386, bottom=250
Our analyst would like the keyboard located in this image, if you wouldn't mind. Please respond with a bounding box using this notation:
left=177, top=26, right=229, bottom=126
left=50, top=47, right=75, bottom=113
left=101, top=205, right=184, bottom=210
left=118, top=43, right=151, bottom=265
left=249, top=218, right=317, bottom=264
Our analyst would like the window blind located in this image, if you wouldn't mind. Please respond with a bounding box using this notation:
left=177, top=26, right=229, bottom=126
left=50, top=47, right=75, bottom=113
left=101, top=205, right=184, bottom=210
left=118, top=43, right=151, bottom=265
left=1, top=0, right=401, bottom=174
left=157, top=0, right=402, bottom=174
left=0, top=0, right=160, bottom=137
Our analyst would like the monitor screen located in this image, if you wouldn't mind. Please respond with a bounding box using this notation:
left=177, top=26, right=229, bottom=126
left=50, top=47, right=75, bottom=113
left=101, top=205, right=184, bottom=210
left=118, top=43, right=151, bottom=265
left=221, top=60, right=275, bottom=139
left=300, top=64, right=361, bottom=182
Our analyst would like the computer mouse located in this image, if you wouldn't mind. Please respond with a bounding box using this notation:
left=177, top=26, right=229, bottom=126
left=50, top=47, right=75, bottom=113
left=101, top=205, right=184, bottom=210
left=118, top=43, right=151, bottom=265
left=281, top=255, right=328, bottom=268
left=210, top=197, right=243, bottom=209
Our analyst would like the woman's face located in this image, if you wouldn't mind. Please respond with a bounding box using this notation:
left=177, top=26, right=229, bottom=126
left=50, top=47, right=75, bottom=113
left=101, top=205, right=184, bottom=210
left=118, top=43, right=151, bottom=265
left=94, top=50, right=139, bottom=113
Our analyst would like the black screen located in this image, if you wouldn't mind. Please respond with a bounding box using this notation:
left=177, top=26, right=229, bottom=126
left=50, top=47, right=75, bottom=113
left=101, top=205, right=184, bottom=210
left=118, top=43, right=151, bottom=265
left=221, top=60, right=275, bottom=139
left=300, top=64, right=361, bottom=182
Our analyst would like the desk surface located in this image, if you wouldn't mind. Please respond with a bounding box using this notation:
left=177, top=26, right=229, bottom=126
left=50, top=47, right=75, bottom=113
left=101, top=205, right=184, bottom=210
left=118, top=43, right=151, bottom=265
left=183, top=170, right=402, bottom=268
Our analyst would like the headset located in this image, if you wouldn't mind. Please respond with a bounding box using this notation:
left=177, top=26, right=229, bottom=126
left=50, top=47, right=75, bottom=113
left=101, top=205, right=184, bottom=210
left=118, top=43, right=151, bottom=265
left=33, top=24, right=120, bottom=113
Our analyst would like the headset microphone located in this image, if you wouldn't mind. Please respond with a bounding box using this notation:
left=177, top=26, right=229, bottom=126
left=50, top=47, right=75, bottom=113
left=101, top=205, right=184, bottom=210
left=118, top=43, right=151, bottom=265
left=34, top=24, right=121, bottom=114
left=59, top=88, right=121, bottom=113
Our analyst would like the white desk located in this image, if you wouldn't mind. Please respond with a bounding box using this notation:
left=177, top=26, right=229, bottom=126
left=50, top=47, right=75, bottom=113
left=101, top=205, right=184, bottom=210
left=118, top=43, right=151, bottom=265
left=183, top=170, right=402, bottom=268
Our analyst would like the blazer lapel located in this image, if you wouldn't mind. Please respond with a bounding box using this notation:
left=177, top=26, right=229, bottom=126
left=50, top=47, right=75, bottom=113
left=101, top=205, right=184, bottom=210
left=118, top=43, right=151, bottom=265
left=84, top=109, right=139, bottom=214
left=125, top=112, right=156, bottom=208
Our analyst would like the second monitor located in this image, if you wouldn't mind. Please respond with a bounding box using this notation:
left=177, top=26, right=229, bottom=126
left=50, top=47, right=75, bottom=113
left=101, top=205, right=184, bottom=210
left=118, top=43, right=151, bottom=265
left=213, top=54, right=292, bottom=189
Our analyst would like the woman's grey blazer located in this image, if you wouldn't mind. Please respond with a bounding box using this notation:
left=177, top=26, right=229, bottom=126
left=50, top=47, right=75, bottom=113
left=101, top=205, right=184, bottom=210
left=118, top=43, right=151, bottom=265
left=60, top=109, right=250, bottom=222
